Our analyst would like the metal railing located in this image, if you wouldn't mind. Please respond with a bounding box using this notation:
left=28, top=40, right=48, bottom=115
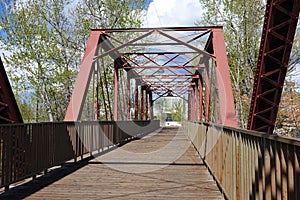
left=184, top=121, right=300, bottom=200
left=0, top=120, right=159, bottom=190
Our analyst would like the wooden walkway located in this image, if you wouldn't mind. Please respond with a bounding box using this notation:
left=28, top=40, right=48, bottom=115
left=1, top=127, right=223, bottom=199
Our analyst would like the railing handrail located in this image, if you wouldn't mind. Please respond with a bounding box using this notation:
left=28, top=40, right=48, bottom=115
left=0, top=120, right=160, bottom=191
left=0, top=120, right=155, bottom=127
left=189, top=121, right=300, bottom=146
left=185, top=121, right=300, bottom=199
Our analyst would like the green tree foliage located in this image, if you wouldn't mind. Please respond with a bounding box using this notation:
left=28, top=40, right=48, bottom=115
left=77, top=0, right=147, bottom=29
left=197, top=0, right=266, bottom=128
left=197, top=0, right=300, bottom=129
left=0, top=0, right=148, bottom=122
left=171, top=99, right=184, bottom=122
left=275, top=81, right=300, bottom=136
left=289, top=22, right=300, bottom=72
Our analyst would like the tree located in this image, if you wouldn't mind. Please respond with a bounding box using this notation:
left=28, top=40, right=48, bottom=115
left=196, top=1, right=267, bottom=128
left=289, top=22, right=300, bottom=72
left=197, top=0, right=300, bottom=129
left=72, top=0, right=148, bottom=121
left=76, top=0, right=147, bottom=29
left=275, top=21, right=300, bottom=136
left=171, top=99, right=184, bottom=122
left=275, top=81, right=300, bottom=136
left=0, top=0, right=80, bottom=121
left=0, top=0, right=148, bottom=122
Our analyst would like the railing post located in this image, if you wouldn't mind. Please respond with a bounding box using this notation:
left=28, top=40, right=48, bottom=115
left=295, top=146, right=300, bottom=199
left=288, top=145, right=295, bottom=199
left=281, top=143, right=288, bottom=199
left=264, top=139, right=271, bottom=199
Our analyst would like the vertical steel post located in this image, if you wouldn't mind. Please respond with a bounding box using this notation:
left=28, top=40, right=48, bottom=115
left=95, top=63, right=100, bottom=120
left=92, top=67, right=95, bottom=120
left=126, top=76, right=131, bottom=120
left=113, top=65, right=119, bottom=121
left=98, top=64, right=108, bottom=121
left=149, top=91, right=154, bottom=120
left=135, top=83, right=139, bottom=120
left=198, top=77, right=203, bottom=122
left=188, top=91, right=191, bottom=120
left=195, top=80, right=200, bottom=121
left=145, top=90, right=149, bottom=120
left=204, top=71, right=210, bottom=123
left=191, top=85, right=195, bottom=121
left=140, top=86, right=144, bottom=120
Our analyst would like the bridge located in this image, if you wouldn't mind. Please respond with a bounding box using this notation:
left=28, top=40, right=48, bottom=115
left=0, top=0, right=299, bottom=199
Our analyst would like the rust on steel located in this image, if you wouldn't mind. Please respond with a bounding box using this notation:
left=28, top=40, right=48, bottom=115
left=248, top=0, right=300, bottom=134
left=0, top=57, right=23, bottom=124
left=65, top=27, right=237, bottom=127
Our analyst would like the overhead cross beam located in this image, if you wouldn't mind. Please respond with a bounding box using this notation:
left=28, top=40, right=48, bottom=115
left=248, top=0, right=300, bottom=134
left=65, top=27, right=237, bottom=127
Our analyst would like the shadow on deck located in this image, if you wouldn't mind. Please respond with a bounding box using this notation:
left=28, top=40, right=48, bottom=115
left=0, top=128, right=223, bottom=200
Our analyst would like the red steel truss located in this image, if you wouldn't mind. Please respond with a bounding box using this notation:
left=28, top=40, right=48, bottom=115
left=64, top=27, right=238, bottom=127
left=248, top=0, right=300, bottom=134
left=0, top=1, right=298, bottom=131
left=0, top=57, right=23, bottom=124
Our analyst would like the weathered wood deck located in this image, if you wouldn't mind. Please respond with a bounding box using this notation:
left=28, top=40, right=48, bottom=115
left=1, top=127, right=223, bottom=199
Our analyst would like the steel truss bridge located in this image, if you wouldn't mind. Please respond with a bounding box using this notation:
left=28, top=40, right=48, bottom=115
left=0, top=0, right=299, bottom=199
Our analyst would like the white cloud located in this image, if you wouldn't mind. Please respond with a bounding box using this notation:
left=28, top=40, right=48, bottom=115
left=143, top=0, right=203, bottom=27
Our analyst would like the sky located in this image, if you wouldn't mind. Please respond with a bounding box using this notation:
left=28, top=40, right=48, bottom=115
left=142, top=0, right=300, bottom=87
left=143, top=0, right=203, bottom=27
left=0, top=0, right=299, bottom=86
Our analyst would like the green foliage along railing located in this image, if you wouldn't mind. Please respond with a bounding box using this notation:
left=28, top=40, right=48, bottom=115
left=185, top=121, right=300, bottom=200
left=0, top=120, right=159, bottom=190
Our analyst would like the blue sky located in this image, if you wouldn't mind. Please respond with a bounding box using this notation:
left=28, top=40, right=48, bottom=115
left=0, top=2, right=6, bottom=17
left=143, top=0, right=299, bottom=86
left=143, top=0, right=203, bottom=27
left=0, top=0, right=299, bottom=86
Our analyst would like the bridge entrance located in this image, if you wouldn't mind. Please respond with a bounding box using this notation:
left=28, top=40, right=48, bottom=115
left=0, top=0, right=299, bottom=199
left=64, top=27, right=238, bottom=128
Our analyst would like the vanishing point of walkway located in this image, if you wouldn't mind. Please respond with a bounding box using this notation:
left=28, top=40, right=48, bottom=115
left=1, top=128, right=223, bottom=199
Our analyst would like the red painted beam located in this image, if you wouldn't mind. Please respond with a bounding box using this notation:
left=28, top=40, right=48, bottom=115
left=65, top=27, right=237, bottom=125
left=135, top=87, right=139, bottom=120
left=91, top=26, right=222, bottom=33
left=209, top=29, right=238, bottom=127
left=64, top=31, right=102, bottom=121
left=0, top=57, right=23, bottom=124
left=248, top=0, right=300, bottom=134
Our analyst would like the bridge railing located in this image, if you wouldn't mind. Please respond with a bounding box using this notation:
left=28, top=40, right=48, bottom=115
left=185, top=121, right=300, bottom=200
left=0, top=120, right=159, bottom=190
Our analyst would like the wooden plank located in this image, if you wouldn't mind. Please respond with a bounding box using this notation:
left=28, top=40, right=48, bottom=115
left=1, top=127, right=223, bottom=199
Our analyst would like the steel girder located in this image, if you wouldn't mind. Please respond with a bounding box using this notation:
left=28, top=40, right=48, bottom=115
left=248, top=0, right=300, bottom=134
left=64, top=31, right=101, bottom=121
left=65, top=27, right=237, bottom=127
left=0, top=57, right=23, bottom=124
